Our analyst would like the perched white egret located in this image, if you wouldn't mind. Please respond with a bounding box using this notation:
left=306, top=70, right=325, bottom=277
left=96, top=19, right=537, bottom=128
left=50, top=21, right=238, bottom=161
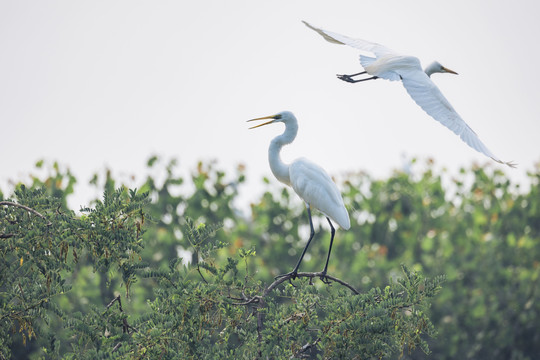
left=248, top=111, right=350, bottom=279
left=303, top=21, right=515, bottom=168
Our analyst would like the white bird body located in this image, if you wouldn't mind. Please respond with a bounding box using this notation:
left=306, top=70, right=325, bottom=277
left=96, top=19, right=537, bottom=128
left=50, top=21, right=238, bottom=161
left=254, top=111, right=350, bottom=230
left=248, top=110, right=350, bottom=278
left=356, top=53, right=421, bottom=82
left=303, top=21, right=515, bottom=168
left=289, top=158, right=350, bottom=230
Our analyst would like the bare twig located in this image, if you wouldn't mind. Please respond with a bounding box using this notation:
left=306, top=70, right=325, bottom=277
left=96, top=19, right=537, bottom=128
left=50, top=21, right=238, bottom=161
left=106, top=294, right=123, bottom=311
left=112, top=342, right=122, bottom=353
left=18, top=282, right=27, bottom=303
left=105, top=295, right=138, bottom=338
left=294, top=337, right=322, bottom=358
left=233, top=272, right=359, bottom=303
left=0, top=201, right=52, bottom=226
left=197, top=265, right=208, bottom=284
left=122, top=318, right=136, bottom=334
left=105, top=294, right=139, bottom=352
left=231, top=296, right=262, bottom=306
left=263, top=272, right=359, bottom=297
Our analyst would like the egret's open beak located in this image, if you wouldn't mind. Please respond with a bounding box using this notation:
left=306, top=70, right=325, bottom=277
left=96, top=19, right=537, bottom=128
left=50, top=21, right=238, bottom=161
left=442, top=66, right=458, bottom=75
left=247, top=114, right=279, bottom=129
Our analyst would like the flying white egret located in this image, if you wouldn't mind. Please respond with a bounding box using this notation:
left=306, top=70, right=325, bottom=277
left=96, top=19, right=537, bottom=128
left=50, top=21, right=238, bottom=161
left=303, top=21, right=515, bottom=168
left=248, top=111, right=351, bottom=279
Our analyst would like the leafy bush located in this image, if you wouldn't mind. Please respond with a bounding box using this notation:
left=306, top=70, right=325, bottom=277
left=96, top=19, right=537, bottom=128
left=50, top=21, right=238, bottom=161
left=1, top=157, right=539, bottom=359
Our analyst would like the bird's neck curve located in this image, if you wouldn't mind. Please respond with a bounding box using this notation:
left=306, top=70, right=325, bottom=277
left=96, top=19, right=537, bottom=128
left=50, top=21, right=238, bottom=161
left=268, top=120, right=298, bottom=186
left=424, top=62, right=438, bottom=77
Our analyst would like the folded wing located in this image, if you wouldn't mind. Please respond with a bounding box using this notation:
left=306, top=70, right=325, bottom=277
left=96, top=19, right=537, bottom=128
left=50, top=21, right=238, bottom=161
left=290, top=158, right=350, bottom=230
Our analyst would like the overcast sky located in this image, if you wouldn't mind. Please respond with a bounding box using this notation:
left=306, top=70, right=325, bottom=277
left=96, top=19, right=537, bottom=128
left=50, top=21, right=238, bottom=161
left=1, top=1, right=539, bottom=210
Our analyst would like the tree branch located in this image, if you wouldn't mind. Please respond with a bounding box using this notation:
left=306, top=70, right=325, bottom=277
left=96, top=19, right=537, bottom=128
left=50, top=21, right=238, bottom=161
left=105, top=294, right=137, bottom=354
left=295, top=337, right=322, bottom=358
left=231, top=272, right=358, bottom=306
left=0, top=201, right=52, bottom=226
left=112, top=342, right=122, bottom=353
left=263, top=272, right=359, bottom=297
left=231, top=296, right=262, bottom=306
left=106, top=294, right=123, bottom=311
left=230, top=271, right=359, bottom=359
left=196, top=264, right=208, bottom=284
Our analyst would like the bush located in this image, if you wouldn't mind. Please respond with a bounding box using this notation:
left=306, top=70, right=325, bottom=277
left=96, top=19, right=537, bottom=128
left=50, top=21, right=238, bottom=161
left=1, top=157, right=539, bottom=359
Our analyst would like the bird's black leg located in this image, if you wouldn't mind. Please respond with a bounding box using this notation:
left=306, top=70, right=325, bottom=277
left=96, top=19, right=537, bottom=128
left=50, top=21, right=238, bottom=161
left=320, top=217, right=335, bottom=283
left=343, top=71, right=368, bottom=77
left=337, top=70, right=379, bottom=83
left=275, top=205, right=316, bottom=280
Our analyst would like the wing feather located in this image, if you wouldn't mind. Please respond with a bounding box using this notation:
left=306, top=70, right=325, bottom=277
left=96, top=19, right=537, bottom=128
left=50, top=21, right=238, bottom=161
left=304, top=20, right=515, bottom=167
left=289, top=158, right=350, bottom=230
left=400, top=70, right=504, bottom=162
left=303, top=21, right=395, bottom=58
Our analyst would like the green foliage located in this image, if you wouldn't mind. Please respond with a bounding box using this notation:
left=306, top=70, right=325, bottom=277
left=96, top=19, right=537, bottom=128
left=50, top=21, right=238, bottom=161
left=339, top=162, right=540, bottom=359
left=255, top=266, right=444, bottom=359
left=0, top=186, right=147, bottom=359
left=30, top=160, right=77, bottom=210
left=1, top=157, right=539, bottom=359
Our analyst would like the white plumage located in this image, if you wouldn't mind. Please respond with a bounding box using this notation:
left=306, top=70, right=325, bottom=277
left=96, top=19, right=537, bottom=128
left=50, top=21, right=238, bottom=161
left=289, top=158, right=350, bottom=230
left=248, top=111, right=350, bottom=279
left=303, top=21, right=515, bottom=168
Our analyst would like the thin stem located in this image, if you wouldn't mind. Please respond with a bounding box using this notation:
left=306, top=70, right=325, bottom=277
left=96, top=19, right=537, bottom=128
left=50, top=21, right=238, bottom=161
left=197, top=264, right=208, bottom=284
left=0, top=201, right=52, bottom=226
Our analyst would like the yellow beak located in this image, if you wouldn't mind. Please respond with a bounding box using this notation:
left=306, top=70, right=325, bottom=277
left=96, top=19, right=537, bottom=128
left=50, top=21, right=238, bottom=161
left=441, top=66, right=458, bottom=75
left=247, top=114, right=279, bottom=129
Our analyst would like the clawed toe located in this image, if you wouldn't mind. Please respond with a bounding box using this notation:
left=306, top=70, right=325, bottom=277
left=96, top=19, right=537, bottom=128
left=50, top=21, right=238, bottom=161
left=337, top=74, right=354, bottom=82
left=319, top=272, right=331, bottom=284
left=275, top=271, right=298, bottom=281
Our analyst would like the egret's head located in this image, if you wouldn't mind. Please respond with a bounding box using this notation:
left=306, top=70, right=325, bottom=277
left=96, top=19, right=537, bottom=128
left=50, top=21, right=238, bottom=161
left=425, top=61, right=458, bottom=77
left=247, top=111, right=296, bottom=129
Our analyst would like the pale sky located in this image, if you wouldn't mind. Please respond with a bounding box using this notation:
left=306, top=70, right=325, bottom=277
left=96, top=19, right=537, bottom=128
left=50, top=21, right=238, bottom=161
left=1, top=1, right=539, bottom=210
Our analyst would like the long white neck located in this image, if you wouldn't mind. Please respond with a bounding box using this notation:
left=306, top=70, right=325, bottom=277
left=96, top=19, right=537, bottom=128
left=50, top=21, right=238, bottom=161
left=424, top=62, right=439, bottom=77
left=268, top=120, right=298, bottom=186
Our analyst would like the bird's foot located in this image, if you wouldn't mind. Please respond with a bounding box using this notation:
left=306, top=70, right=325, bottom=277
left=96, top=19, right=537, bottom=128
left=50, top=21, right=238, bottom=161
left=337, top=74, right=356, bottom=83
left=275, top=270, right=298, bottom=281
left=319, top=271, right=331, bottom=284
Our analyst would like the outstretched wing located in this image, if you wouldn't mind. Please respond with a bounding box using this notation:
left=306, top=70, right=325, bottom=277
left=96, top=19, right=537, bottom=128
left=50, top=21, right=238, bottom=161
left=304, top=21, right=514, bottom=167
left=289, top=158, right=350, bottom=230
left=303, top=21, right=405, bottom=80
left=400, top=69, right=514, bottom=166
left=303, top=21, right=396, bottom=58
